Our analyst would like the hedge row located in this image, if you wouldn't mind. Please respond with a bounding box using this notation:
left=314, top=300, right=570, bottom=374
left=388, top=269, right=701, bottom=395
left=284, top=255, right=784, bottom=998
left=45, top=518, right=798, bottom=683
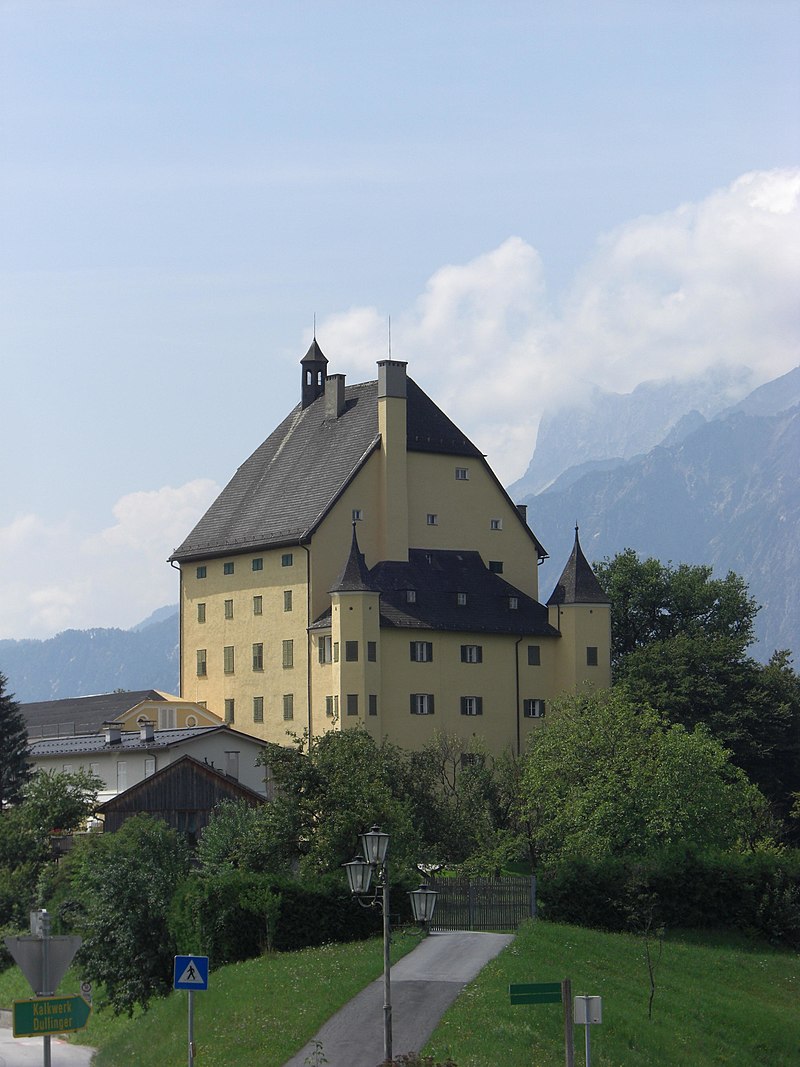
left=538, top=846, right=800, bottom=947
left=169, top=871, right=415, bottom=967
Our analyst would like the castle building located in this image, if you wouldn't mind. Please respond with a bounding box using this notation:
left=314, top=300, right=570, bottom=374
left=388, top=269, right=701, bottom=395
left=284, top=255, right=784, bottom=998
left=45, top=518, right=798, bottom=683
left=169, top=345, right=610, bottom=754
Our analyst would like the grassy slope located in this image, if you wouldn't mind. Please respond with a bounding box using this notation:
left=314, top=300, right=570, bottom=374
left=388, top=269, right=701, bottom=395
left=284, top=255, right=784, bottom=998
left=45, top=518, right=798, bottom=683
left=425, top=922, right=800, bottom=1067
left=1, top=923, right=797, bottom=1066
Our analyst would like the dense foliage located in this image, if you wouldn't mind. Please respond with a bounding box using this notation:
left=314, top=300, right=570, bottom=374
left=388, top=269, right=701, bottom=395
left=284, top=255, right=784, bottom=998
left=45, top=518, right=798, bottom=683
left=0, top=672, right=30, bottom=810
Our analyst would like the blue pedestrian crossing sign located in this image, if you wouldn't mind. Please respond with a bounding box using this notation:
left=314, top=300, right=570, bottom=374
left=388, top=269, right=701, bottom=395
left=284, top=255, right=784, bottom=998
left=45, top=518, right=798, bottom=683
left=174, top=955, right=209, bottom=991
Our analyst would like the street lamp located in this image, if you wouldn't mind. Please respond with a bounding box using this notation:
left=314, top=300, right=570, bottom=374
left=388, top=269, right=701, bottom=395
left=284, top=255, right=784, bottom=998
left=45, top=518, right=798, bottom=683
left=344, top=827, right=438, bottom=1065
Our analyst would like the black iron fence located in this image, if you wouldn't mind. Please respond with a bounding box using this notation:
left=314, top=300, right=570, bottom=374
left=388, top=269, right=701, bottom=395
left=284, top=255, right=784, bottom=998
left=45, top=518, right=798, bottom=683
left=430, top=875, right=536, bottom=932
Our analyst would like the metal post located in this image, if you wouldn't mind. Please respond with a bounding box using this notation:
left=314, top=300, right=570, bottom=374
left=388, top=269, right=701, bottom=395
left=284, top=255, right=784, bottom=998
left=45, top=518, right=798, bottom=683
left=584, top=1003, right=592, bottom=1067
left=41, top=910, right=52, bottom=1067
left=382, top=866, right=392, bottom=1065
left=188, top=989, right=195, bottom=1067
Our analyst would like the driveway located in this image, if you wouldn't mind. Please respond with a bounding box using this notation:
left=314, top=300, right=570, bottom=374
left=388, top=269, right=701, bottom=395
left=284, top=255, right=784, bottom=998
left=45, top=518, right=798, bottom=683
left=284, top=930, right=513, bottom=1067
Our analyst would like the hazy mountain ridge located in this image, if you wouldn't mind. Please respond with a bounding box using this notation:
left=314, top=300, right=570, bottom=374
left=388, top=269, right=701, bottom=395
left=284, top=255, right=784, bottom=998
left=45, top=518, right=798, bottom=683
left=1, top=610, right=179, bottom=703
left=532, top=398, right=800, bottom=658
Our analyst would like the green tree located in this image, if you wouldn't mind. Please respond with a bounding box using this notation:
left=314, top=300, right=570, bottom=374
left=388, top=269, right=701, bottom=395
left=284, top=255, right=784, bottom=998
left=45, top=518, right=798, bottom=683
left=517, top=689, right=767, bottom=869
left=594, top=550, right=758, bottom=673
left=20, top=768, right=103, bottom=836
left=0, top=672, right=30, bottom=810
left=65, top=815, right=190, bottom=1014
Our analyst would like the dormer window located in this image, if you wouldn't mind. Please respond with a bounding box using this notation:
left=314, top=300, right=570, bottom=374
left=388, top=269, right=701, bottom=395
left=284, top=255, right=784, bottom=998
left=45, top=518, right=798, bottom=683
left=456, top=592, right=467, bottom=606
left=508, top=596, right=519, bottom=610
left=406, top=589, right=417, bottom=604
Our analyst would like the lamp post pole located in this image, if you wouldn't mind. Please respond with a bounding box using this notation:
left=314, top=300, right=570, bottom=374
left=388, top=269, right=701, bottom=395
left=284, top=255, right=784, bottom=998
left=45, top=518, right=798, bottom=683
left=381, top=862, right=392, bottom=1064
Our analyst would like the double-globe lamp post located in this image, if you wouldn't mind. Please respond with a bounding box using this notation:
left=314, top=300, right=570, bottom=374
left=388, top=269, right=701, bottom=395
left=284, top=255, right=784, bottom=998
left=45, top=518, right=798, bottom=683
left=344, top=825, right=438, bottom=1065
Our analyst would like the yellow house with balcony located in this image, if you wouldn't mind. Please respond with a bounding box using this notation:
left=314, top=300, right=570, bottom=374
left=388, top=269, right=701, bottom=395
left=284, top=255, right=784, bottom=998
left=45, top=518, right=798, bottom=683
left=169, top=343, right=610, bottom=754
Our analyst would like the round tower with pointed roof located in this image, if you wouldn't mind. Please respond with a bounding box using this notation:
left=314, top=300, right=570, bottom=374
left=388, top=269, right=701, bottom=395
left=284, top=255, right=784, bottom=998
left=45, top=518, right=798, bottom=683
left=547, top=526, right=611, bottom=691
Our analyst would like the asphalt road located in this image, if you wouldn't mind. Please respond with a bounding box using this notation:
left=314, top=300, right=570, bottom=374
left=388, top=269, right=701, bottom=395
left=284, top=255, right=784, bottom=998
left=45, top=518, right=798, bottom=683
left=284, top=930, right=513, bottom=1067
left=0, top=1029, right=95, bottom=1067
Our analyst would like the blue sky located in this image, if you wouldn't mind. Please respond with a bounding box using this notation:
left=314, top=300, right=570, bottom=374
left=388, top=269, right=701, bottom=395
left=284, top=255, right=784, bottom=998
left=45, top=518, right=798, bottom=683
left=1, top=1, right=798, bottom=639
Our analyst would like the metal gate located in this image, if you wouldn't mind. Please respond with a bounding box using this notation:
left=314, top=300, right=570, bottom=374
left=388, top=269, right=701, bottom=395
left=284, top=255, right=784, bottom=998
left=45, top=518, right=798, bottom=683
left=430, top=876, right=536, bottom=932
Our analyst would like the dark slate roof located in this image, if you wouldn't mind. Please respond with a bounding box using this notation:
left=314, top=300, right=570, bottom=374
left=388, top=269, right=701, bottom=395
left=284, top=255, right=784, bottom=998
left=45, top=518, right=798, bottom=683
left=331, top=525, right=377, bottom=593
left=28, top=724, right=264, bottom=759
left=301, top=339, right=328, bottom=366
left=313, top=548, right=560, bottom=636
left=96, top=754, right=266, bottom=814
left=21, top=690, right=170, bottom=739
left=170, top=375, right=486, bottom=563
left=547, top=528, right=610, bottom=606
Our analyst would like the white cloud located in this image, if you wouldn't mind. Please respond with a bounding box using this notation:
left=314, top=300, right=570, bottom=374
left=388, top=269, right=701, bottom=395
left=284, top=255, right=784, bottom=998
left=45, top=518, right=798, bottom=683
left=0, top=480, right=219, bottom=640
left=318, top=169, right=800, bottom=483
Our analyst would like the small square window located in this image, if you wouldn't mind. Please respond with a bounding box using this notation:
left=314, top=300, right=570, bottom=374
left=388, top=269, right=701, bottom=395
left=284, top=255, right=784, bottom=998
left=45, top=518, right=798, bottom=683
left=410, top=693, right=435, bottom=715
left=455, top=467, right=469, bottom=481
left=490, top=518, right=503, bottom=531
left=281, top=553, right=293, bottom=567
left=587, top=646, right=599, bottom=667
left=224, top=562, right=235, bottom=575
left=196, top=566, right=207, bottom=579
left=489, top=560, right=503, bottom=574
left=252, top=558, right=263, bottom=572
left=367, top=641, right=377, bottom=662
left=460, top=696, right=483, bottom=716
left=352, top=508, right=363, bottom=521
left=426, top=513, right=438, bottom=526
left=196, top=649, right=207, bottom=677
left=527, top=645, right=541, bottom=666
left=253, top=696, right=264, bottom=723
left=224, top=599, right=234, bottom=619
left=410, top=641, right=433, bottom=662
left=284, top=590, right=293, bottom=612
left=456, top=592, right=467, bottom=606
left=223, top=646, right=235, bottom=673
left=253, top=595, right=263, bottom=615
left=368, top=694, right=378, bottom=716
left=461, top=644, right=482, bottom=663
left=282, top=640, right=294, bottom=668
left=523, top=698, right=546, bottom=718
left=346, top=694, right=359, bottom=716
left=197, top=603, right=206, bottom=623
left=345, top=641, right=359, bottom=662
left=252, top=643, right=264, bottom=671
left=224, top=698, right=235, bottom=724
left=283, top=694, right=294, bottom=721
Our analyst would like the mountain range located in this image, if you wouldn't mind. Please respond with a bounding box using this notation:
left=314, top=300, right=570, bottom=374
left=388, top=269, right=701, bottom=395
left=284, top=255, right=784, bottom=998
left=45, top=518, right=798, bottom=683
left=2, top=364, right=797, bottom=703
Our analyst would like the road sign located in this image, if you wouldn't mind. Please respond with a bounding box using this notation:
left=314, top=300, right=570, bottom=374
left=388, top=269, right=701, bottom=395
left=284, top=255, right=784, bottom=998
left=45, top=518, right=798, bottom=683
left=4, top=935, right=82, bottom=995
left=13, top=995, right=92, bottom=1038
left=574, top=995, right=602, bottom=1024
left=509, top=981, right=563, bottom=1005
left=174, top=955, right=209, bottom=991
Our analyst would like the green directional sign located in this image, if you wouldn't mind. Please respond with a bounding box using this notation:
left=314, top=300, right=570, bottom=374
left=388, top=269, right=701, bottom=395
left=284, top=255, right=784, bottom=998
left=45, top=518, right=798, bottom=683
left=509, top=981, right=563, bottom=1005
left=13, top=995, right=92, bottom=1037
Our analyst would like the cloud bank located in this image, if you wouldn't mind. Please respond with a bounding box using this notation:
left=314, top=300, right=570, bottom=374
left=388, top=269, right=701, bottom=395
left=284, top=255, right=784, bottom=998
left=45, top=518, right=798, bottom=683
left=318, top=169, right=800, bottom=484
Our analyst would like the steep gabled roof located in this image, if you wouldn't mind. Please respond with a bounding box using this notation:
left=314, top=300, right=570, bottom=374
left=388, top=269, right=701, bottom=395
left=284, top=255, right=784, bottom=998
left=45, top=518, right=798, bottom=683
left=170, top=376, right=485, bottom=563
left=96, top=754, right=266, bottom=815
left=21, top=690, right=172, bottom=739
left=547, top=527, right=610, bottom=605
left=312, top=548, right=559, bottom=636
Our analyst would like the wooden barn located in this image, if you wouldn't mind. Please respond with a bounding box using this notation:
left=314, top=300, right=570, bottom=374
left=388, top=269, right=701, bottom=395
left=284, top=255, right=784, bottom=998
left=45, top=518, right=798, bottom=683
left=97, top=753, right=266, bottom=845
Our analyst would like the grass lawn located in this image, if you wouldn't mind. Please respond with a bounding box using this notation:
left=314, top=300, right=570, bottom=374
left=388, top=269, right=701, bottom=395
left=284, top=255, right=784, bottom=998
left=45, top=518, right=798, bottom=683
left=0, top=930, right=421, bottom=1067
left=1, top=923, right=797, bottom=1066
left=424, top=921, right=800, bottom=1067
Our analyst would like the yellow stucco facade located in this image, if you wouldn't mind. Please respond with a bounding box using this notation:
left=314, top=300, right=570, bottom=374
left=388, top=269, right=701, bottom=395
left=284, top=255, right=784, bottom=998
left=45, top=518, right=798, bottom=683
left=173, top=352, right=611, bottom=754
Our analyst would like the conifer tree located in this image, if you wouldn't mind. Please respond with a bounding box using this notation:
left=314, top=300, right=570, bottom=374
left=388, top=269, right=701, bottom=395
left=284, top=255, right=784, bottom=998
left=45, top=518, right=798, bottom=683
left=0, top=672, right=30, bottom=810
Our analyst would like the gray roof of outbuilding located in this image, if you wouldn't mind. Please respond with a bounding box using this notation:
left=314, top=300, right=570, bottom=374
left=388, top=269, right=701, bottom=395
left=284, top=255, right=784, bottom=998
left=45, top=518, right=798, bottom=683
left=21, top=690, right=169, bottom=738
left=547, top=528, right=610, bottom=605
left=170, top=377, right=487, bottom=563
left=28, top=724, right=263, bottom=759
left=312, top=548, right=560, bottom=637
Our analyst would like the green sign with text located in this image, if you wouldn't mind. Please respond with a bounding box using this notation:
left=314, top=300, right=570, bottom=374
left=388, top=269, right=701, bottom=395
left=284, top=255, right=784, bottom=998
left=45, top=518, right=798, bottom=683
left=509, top=981, right=563, bottom=1005
left=13, top=995, right=91, bottom=1038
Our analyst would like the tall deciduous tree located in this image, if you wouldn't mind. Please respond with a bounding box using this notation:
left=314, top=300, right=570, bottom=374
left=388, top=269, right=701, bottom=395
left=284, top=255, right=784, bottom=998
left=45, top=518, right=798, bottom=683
left=0, top=672, right=30, bottom=810
left=517, top=690, right=768, bottom=869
